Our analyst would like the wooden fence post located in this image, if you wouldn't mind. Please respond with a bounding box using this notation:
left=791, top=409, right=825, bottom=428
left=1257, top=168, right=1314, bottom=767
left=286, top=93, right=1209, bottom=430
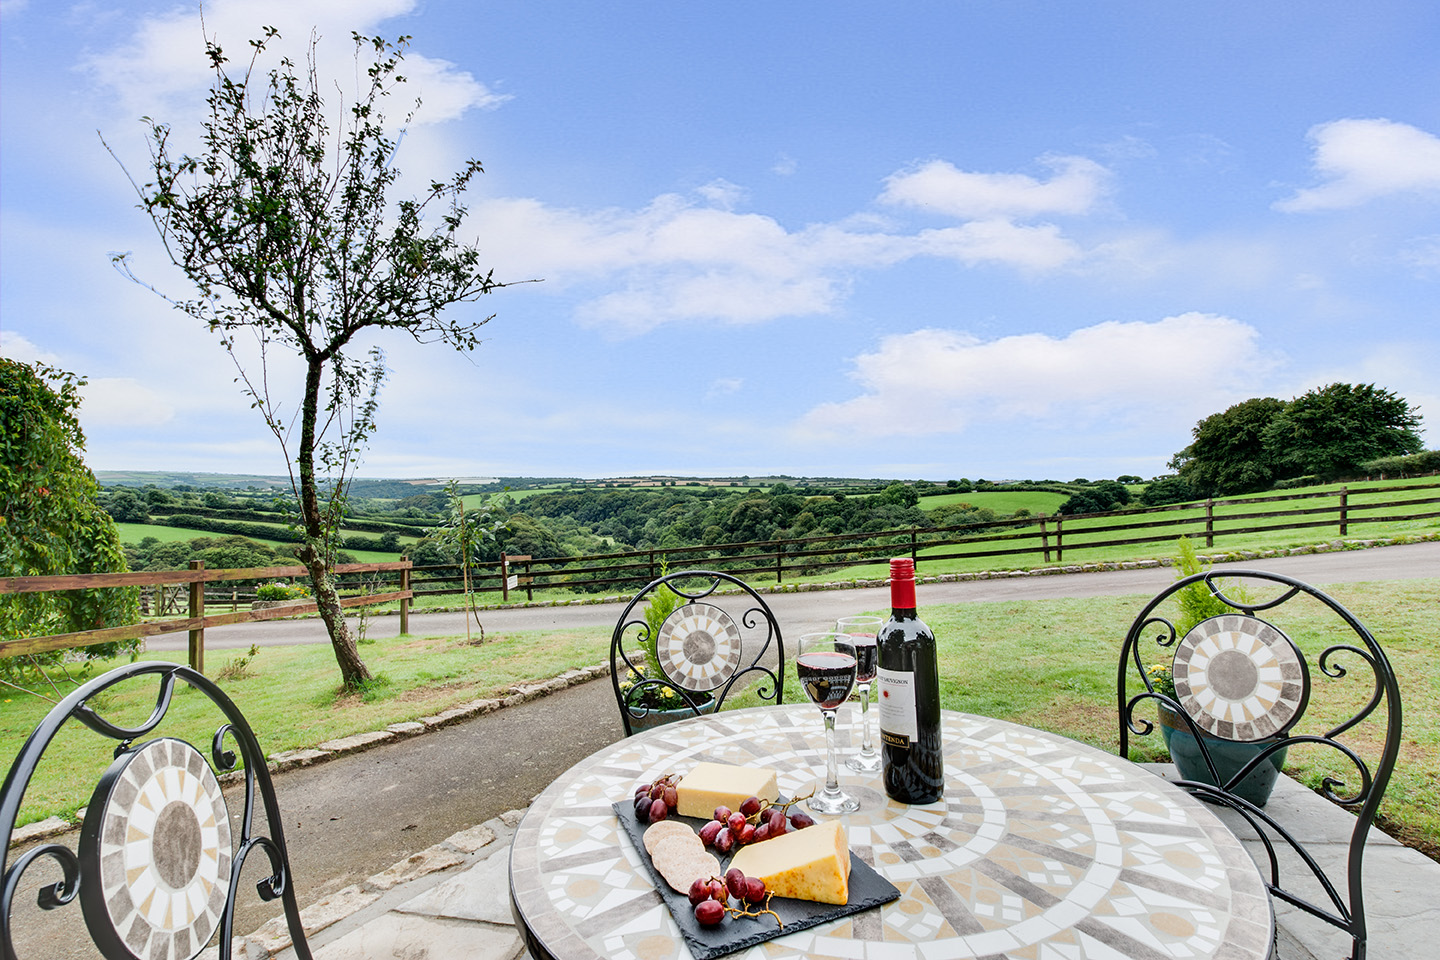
left=910, top=528, right=918, bottom=567
left=1040, top=517, right=1051, bottom=563
left=188, top=560, right=204, bottom=674
left=775, top=544, right=784, bottom=583
left=399, top=565, right=410, bottom=635
left=1204, top=500, right=1215, bottom=548
left=500, top=554, right=510, bottom=603
left=1339, top=487, right=1349, bottom=536
left=1055, top=517, right=1063, bottom=562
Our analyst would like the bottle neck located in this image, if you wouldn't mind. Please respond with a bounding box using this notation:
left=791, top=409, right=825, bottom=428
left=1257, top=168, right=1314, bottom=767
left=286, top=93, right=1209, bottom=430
left=890, top=575, right=917, bottom=612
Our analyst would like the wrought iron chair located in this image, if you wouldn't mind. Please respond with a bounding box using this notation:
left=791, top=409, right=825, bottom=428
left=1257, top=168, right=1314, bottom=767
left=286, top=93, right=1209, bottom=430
left=610, top=570, right=785, bottom=736
left=1119, top=570, right=1402, bottom=960
left=1, top=661, right=311, bottom=960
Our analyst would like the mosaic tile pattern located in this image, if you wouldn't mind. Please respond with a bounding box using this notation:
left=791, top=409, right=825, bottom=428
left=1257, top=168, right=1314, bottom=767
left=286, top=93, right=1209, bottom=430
left=511, top=706, right=1273, bottom=960
left=1173, top=615, right=1309, bottom=741
left=81, top=737, right=232, bottom=960
left=657, top=604, right=744, bottom=692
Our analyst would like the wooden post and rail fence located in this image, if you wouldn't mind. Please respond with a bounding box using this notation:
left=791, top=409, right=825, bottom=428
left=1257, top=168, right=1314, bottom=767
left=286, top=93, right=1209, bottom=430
left=0, top=561, right=412, bottom=673
left=2, top=481, right=1435, bottom=671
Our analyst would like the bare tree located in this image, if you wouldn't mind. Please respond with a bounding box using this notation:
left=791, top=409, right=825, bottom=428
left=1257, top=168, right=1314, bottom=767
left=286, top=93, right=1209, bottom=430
left=109, top=28, right=524, bottom=688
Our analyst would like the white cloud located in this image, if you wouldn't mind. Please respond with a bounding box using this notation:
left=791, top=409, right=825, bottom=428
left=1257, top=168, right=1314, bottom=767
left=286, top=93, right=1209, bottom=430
left=79, top=378, right=176, bottom=427
left=83, top=0, right=505, bottom=141
left=799, top=313, right=1276, bottom=438
left=772, top=154, right=798, bottom=176
left=1276, top=118, right=1440, bottom=212
left=880, top=155, right=1110, bottom=220
left=0, top=331, right=61, bottom=365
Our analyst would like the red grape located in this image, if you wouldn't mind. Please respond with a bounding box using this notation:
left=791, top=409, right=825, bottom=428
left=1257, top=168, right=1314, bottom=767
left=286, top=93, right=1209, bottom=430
left=650, top=783, right=665, bottom=800
left=789, top=810, right=815, bottom=829
left=663, top=785, right=678, bottom=808
left=649, top=798, right=669, bottom=822
left=726, top=812, right=746, bottom=833
left=708, top=879, right=726, bottom=902
left=635, top=798, right=651, bottom=823
left=698, top=820, right=722, bottom=846
left=688, top=878, right=710, bottom=905
left=724, top=868, right=746, bottom=894
left=737, top=823, right=756, bottom=845
left=714, top=827, right=735, bottom=854
left=744, top=877, right=766, bottom=904
left=739, top=796, right=762, bottom=817
left=713, top=805, right=733, bottom=822
left=694, top=899, right=725, bottom=926
left=753, top=823, right=771, bottom=844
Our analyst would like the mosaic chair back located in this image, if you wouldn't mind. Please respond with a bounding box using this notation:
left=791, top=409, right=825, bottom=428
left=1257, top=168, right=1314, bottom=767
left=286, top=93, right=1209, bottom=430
left=1118, top=570, right=1402, bottom=960
left=610, top=570, right=786, bottom=736
left=0, top=662, right=311, bottom=960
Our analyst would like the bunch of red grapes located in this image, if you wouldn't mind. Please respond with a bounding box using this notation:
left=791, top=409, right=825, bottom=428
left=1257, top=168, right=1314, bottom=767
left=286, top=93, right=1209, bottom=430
left=697, top=795, right=816, bottom=854
left=689, top=867, right=775, bottom=927
left=633, top=774, right=680, bottom=823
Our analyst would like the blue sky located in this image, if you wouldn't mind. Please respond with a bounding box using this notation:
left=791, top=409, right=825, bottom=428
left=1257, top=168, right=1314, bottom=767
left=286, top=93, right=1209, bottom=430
left=3, top=0, right=1437, bottom=481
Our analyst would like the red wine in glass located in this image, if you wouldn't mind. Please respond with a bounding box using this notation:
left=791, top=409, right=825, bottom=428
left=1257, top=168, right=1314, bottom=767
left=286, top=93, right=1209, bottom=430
left=797, top=650, right=857, bottom=709
left=849, top=633, right=878, bottom=683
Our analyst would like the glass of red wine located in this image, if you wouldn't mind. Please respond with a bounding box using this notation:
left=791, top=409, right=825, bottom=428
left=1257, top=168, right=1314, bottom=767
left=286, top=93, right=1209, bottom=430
left=835, top=615, right=883, bottom=773
left=797, top=632, right=861, bottom=814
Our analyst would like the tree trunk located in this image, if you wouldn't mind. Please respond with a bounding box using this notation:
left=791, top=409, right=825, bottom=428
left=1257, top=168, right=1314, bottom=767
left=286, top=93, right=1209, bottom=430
left=298, top=354, right=373, bottom=689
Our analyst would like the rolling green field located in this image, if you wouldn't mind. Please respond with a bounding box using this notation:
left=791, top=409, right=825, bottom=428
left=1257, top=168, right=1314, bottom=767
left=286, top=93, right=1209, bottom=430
left=921, top=490, right=1072, bottom=514
left=114, top=522, right=412, bottom=564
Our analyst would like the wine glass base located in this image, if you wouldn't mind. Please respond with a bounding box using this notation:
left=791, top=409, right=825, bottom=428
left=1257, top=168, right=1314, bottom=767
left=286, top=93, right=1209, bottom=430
left=807, top=791, right=860, bottom=815
left=845, top=752, right=883, bottom=773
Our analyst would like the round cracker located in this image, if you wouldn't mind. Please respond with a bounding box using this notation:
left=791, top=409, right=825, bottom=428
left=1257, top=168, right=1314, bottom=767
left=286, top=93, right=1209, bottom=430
left=657, top=850, right=720, bottom=893
left=650, top=832, right=704, bottom=863
left=642, top=820, right=695, bottom=856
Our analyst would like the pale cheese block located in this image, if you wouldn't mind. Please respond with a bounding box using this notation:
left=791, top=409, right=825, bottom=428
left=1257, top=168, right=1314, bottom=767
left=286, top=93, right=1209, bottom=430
left=675, top=761, right=780, bottom=820
left=726, top=819, right=851, bottom=905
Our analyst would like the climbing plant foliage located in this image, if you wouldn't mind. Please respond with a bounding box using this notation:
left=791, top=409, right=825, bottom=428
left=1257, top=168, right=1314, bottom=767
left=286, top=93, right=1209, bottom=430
left=0, top=360, right=140, bottom=681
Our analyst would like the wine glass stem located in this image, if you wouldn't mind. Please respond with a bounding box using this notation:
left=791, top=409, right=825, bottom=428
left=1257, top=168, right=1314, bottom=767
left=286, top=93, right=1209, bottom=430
left=823, top=709, right=841, bottom=796
left=859, top=682, right=873, bottom=753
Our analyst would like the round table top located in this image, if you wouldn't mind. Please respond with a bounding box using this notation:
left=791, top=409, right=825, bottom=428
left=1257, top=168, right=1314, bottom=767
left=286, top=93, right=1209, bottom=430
left=509, top=704, right=1273, bottom=960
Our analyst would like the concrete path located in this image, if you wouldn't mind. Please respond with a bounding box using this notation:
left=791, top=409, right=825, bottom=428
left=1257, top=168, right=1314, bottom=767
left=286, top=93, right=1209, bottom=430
left=9, top=539, right=1434, bottom=958
left=242, top=765, right=1440, bottom=960
left=151, top=538, right=1440, bottom=651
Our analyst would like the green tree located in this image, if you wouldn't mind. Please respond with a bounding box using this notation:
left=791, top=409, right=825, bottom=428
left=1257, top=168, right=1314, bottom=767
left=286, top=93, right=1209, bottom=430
left=109, top=29, right=519, bottom=688
left=1263, top=382, right=1423, bottom=480
left=1169, top=397, right=1286, bottom=496
left=0, top=361, right=140, bottom=682
left=426, top=483, right=505, bottom=643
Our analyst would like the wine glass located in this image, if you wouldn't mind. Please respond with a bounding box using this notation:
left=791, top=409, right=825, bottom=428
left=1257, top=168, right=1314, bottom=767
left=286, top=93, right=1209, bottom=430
left=836, top=615, right=883, bottom=772
left=796, top=632, right=861, bottom=814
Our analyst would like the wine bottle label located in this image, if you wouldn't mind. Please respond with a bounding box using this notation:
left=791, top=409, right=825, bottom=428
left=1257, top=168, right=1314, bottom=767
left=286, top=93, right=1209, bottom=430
left=877, top=667, right=917, bottom=746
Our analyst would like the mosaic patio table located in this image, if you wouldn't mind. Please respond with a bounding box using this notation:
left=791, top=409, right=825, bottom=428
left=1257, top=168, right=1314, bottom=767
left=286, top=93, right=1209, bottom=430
left=509, top=704, right=1274, bottom=960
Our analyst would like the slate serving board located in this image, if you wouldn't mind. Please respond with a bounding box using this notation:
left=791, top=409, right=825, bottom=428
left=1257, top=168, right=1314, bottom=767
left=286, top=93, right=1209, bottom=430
left=612, top=801, right=900, bottom=960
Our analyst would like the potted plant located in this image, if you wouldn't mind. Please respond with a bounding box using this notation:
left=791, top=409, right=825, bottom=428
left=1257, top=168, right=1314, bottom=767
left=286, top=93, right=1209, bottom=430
left=621, top=576, right=716, bottom=730
left=1150, top=539, right=1289, bottom=806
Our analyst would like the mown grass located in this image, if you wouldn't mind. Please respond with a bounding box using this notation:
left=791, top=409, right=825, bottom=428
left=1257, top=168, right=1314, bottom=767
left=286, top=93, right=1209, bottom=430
left=920, top=490, right=1071, bottom=514
left=1, top=627, right=604, bottom=828
left=114, top=521, right=413, bottom=563
left=731, top=578, right=1440, bottom=860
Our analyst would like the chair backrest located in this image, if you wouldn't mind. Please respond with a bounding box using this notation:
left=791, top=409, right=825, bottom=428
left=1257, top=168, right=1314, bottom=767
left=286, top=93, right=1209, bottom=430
left=1, top=662, right=311, bottom=960
left=610, top=570, right=785, bottom=735
left=1118, top=569, right=1402, bottom=960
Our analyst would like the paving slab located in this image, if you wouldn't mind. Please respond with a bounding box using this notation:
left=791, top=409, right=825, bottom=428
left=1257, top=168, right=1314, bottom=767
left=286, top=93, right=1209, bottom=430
left=310, top=912, right=524, bottom=960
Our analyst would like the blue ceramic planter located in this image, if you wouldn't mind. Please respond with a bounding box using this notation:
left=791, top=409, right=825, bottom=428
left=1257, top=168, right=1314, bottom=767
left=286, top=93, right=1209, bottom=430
left=1158, top=701, right=1288, bottom=806
left=626, top=697, right=718, bottom=732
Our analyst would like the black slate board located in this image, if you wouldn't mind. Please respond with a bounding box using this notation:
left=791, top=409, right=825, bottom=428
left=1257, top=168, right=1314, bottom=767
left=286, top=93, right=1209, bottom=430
left=612, top=801, right=900, bottom=960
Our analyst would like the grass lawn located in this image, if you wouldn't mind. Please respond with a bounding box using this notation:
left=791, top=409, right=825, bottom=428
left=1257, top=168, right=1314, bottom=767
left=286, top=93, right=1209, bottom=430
left=5, top=578, right=1433, bottom=862
left=921, top=490, right=1071, bottom=515
left=114, top=521, right=410, bottom=564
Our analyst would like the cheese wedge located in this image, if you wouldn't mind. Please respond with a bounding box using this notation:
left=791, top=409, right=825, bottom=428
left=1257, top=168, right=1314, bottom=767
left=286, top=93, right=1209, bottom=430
left=675, top=762, right=779, bottom=820
left=726, top=819, right=850, bottom=905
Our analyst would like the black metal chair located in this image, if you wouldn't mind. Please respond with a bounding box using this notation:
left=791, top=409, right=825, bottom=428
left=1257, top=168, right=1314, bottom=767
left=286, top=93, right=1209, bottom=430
left=1, top=662, right=311, bottom=960
left=610, top=570, right=785, bottom=736
left=1118, top=570, right=1402, bottom=960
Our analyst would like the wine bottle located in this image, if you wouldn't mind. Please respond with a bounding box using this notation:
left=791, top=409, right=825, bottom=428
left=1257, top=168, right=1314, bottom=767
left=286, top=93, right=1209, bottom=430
left=877, top=557, right=944, bottom=803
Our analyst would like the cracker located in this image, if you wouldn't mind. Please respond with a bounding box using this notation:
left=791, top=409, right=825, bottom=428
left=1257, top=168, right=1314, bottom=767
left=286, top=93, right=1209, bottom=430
left=642, top=820, right=695, bottom=856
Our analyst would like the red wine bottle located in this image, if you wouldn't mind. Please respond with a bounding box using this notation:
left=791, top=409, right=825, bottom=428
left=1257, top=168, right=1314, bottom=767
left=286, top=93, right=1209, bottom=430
left=877, top=558, right=944, bottom=803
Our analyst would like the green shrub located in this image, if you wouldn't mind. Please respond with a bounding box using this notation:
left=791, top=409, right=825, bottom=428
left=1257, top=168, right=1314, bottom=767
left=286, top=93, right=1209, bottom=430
left=1172, top=537, right=1247, bottom=637
left=257, top=581, right=308, bottom=601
